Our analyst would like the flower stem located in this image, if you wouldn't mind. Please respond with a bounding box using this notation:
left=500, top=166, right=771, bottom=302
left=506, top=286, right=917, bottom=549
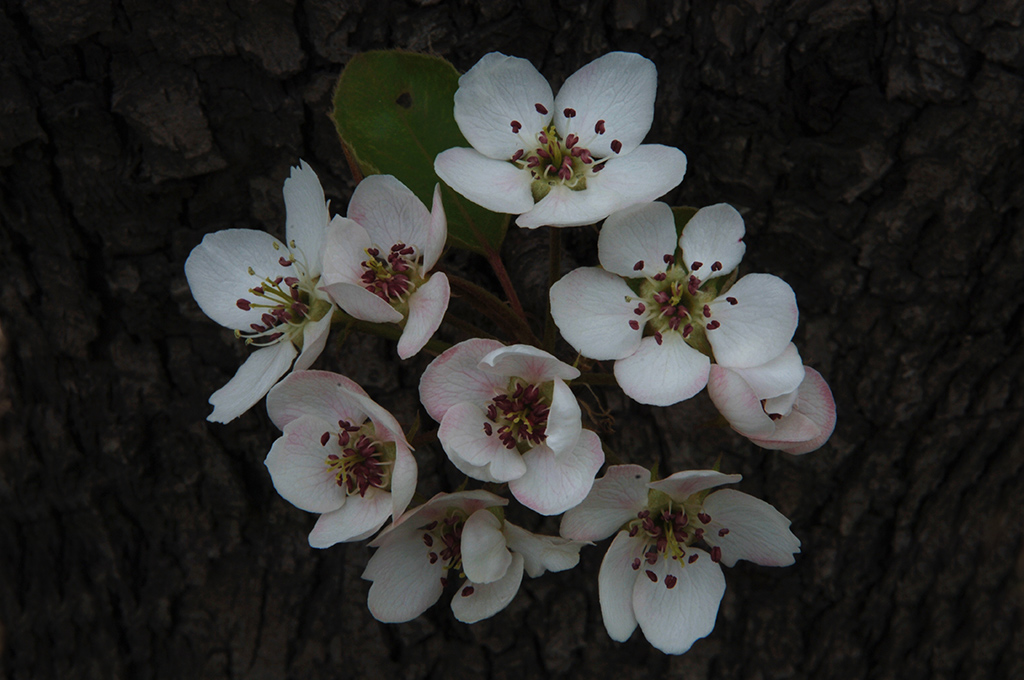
left=571, top=372, right=619, bottom=386
left=483, top=247, right=529, bottom=328
left=331, top=310, right=452, bottom=356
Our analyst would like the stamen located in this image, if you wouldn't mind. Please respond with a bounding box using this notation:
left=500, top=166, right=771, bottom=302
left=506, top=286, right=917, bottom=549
left=535, top=103, right=548, bottom=114
left=703, top=305, right=711, bottom=318
left=633, top=303, right=645, bottom=315
left=691, top=261, right=702, bottom=271
left=697, top=512, right=711, bottom=524
left=461, top=586, right=475, bottom=597
left=511, top=149, right=524, bottom=162
left=236, top=299, right=251, bottom=310
left=595, top=119, right=606, bottom=134
left=563, top=107, right=576, bottom=118
left=633, top=260, right=644, bottom=271
left=711, top=261, right=723, bottom=272
left=710, top=546, right=722, bottom=563
left=645, top=570, right=658, bottom=582
left=664, top=254, right=673, bottom=264
left=653, top=272, right=667, bottom=281
left=611, top=139, right=622, bottom=153
left=629, top=320, right=640, bottom=330
left=654, top=331, right=663, bottom=345
left=320, top=432, right=330, bottom=446
left=664, top=574, right=678, bottom=589
left=718, top=528, right=730, bottom=536
left=510, top=120, right=522, bottom=133
left=688, top=553, right=699, bottom=564
left=707, top=320, right=720, bottom=330
left=279, top=256, right=292, bottom=267
left=726, top=297, right=738, bottom=305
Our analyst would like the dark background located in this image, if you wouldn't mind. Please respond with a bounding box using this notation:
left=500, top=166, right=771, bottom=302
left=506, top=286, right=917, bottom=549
left=1, top=0, right=1022, bottom=678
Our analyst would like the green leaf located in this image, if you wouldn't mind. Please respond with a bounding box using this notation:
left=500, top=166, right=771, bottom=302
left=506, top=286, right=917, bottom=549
left=333, top=50, right=508, bottom=254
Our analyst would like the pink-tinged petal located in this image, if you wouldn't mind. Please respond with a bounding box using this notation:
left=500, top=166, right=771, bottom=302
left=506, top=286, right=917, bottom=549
left=763, top=389, right=799, bottom=418
left=453, top=52, right=553, bottom=160
left=347, top=175, right=432, bottom=255
left=648, top=469, right=743, bottom=502
left=451, top=553, right=525, bottom=624
left=321, top=281, right=403, bottom=324
left=364, top=528, right=444, bottom=623
left=389, top=442, right=417, bottom=520
left=502, top=522, right=584, bottom=578
left=479, top=344, right=580, bottom=383
left=265, top=414, right=346, bottom=513
left=423, top=184, right=447, bottom=271
left=598, top=201, right=677, bottom=278
left=633, top=550, right=725, bottom=655
left=434, top=148, right=535, bottom=214
left=419, top=338, right=507, bottom=422
left=293, top=307, right=334, bottom=371
left=613, top=333, right=710, bottom=407
left=461, top=509, right=511, bottom=585
left=185, top=229, right=291, bottom=330
left=320, top=216, right=373, bottom=287
left=369, top=490, right=507, bottom=549
left=678, top=203, right=747, bottom=281
left=750, top=367, right=836, bottom=455
left=438, top=402, right=527, bottom=482
left=706, top=365, right=776, bottom=438
left=702, top=489, right=800, bottom=567
left=511, top=430, right=605, bottom=516
left=397, top=273, right=450, bottom=359
left=515, top=183, right=621, bottom=229
left=208, top=342, right=296, bottom=423
left=730, top=343, right=804, bottom=400
left=543, top=379, right=582, bottom=456
left=585, top=144, right=687, bottom=211
left=560, top=464, right=651, bottom=541
left=283, top=160, right=330, bottom=268
left=707, top=274, right=798, bottom=368
left=266, top=370, right=370, bottom=431
left=308, top=487, right=393, bottom=548
left=597, top=531, right=645, bottom=642
left=549, top=268, right=643, bottom=361
left=554, top=52, right=656, bottom=158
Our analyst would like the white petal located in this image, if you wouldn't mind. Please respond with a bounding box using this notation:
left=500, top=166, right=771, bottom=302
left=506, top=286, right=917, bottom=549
left=418, top=338, right=507, bottom=422
left=321, top=282, right=403, bottom=324
left=585, top=144, right=687, bottom=210
left=678, top=203, right=747, bottom=281
left=510, top=430, right=605, bottom=516
left=597, top=532, right=645, bottom=642
left=283, top=160, right=330, bottom=267
left=543, top=378, right=582, bottom=456
left=549, top=267, right=643, bottom=361
left=347, top=175, right=432, bottom=254
left=266, top=370, right=370, bottom=431
left=293, top=307, right=334, bottom=371
left=364, top=530, right=444, bottom=623
left=632, top=550, right=725, bottom=655
left=750, top=367, right=836, bottom=455
left=502, top=522, right=583, bottom=578
left=460, top=509, right=512, bottom=585
left=423, top=183, right=447, bottom=271
left=613, top=333, right=710, bottom=407
left=397, top=273, right=450, bottom=359
left=320, top=216, right=373, bottom=288
left=702, top=489, right=800, bottom=567
left=265, top=415, right=346, bottom=513
left=434, top=148, right=535, bottom=214
left=451, top=553, right=525, bottom=624
left=207, top=343, right=296, bottom=423
left=707, top=274, right=798, bottom=368
left=598, top=202, right=677, bottom=278
left=453, top=52, right=553, bottom=160
left=185, top=229, right=291, bottom=330
left=438, top=402, right=527, bottom=482
left=706, top=365, right=776, bottom=438
left=554, top=52, right=656, bottom=158
left=478, top=344, right=579, bottom=383
left=648, top=470, right=743, bottom=502
left=515, top=183, right=621, bottom=229
left=389, top=441, right=417, bottom=519
left=560, top=464, right=651, bottom=542
left=730, top=343, right=804, bottom=400
left=308, top=487, right=393, bottom=548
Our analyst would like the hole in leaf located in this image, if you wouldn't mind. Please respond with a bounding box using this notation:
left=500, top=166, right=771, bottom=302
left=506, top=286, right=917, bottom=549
left=395, top=92, right=413, bottom=109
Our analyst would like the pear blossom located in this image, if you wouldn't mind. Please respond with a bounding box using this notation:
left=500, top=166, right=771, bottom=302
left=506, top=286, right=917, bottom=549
left=549, top=201, right=799, bottom=406
left=435, top=52, right=687, bottom=229
left=319, top=175, right=449, bottom=359
left=363, top=490, right=585, bottom=623
left=707, top=345, right=836, bottom=454
left=263, top=370, right=417, bottom=547
left=561, top=465, right=800, bottom=655
left=185, top=160, right=336, bottom=423
left=419, top=339, right=605, bottom=515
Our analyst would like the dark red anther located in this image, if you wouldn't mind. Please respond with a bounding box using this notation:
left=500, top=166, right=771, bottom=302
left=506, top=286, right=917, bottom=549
left=629, top=319, right=640, bottom=330
left=483, top=422, right=492, bottom=436
left=320, top=432, right=330, bottom=446
left=661, top=306, right=675, bottom=317
left=563, top=107, right=576, bottom=118
left=664, top=254, right=673, bottom=264
left=535, top=103, right=548, bottom=114
left=653, top=272, right=667, bottom=281
left=718, top=528, right=730, bottom=537
left=654, top=331, right=663, bottom=345
left=461, top=586, right=474, bottom=597
left=691, top=261, right=703, bottom=271
left=527, top=156, right=540, bottom=168
left=511, top=149, right=524, bottom=162
left=250, top=323, right=265, bottom=332
left=710, top=546, right=722, bottom=563
left=566, top=133, right=578, bottom=148
left=611, top=139, right=622, bottom=153
left=664, top=574, right=678, bottom=589
left=683, top=324, right=693, bottom=338
left=702, top=305, right=711, bottom=318
left=422, top=533, right=434, bottom=547
left=653, top=291, right=670, bottom=304
left=769, top=413, right=783, bottom=421
left=688, top=553, right=699, bottom=564
left=424, top=521, right=438, bottom=530
left=510, top=120, right=522, bottom=133
left=279, top=256, right=292, bottom=267
left=711, top=261, right=723, bottom=272
left=595, top=119, right=606, bottom=134
left=440, top=577, right=448, bottom=588
left=592, top=162, right=605, bottom=173
left=633, top=260, right=644, bottom=271
left=252, top=286, right=264, bottom=295
left=428, top=552, right=438, bottom=564
left=698, top=512, right=711, bottom=524
left=631, top=558, right=641, bottom=570
left=669, top=317, right=681, bottom=331
left=537, top=147, right=551, bottom=159
left=727, top=297, right=738, bottom=305
left=262, top=313, right=276, bottom=326
left=236, top=299, right=251, bottom=310
left=628, top=525, right=639, bottom=537
left=645, top=570, right=658, bottom=582
left=634, top=303, right=645, bottom=315
left=707, top=320, right=721, bottom=330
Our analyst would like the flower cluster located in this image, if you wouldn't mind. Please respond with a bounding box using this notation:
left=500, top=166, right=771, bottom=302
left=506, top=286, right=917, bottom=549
left=185, top=50, right=836, bottom=656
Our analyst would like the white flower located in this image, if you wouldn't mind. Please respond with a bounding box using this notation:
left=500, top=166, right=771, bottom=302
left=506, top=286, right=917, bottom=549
left=363, top=490, right=585, bottom=623
left=549, top=201, right=799, bottom=406
left=185, top=160, right=336, bottom=423
left=418, top=339, right=605, bottom=515
left=263, top=370, right=418, bottom=548
left=434, top=52, right=687, bottom=229
left=319, top=175, right=449, bottom=359
left=561, top=465, right=800, bottom=655
left=707, top=345, right=837, bottom=454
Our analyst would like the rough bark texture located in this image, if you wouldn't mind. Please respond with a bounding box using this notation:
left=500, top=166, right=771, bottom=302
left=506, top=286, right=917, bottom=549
left=1, top=0, right=1022, bottom=678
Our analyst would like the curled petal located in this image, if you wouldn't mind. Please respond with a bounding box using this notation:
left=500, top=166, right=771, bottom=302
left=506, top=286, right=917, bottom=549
left=266, top=370, right=371, bottom=432
left=208, top=342, right=297, bottom=423
left=461, top=509, right=512, bottom=585
left=561, top=464, right=651, bottom=542
left=438, top=402, right=527, bottom=483
left=510, top=430, right=605, bottom=516
left=398, top=273, right=450, bottom=359
left=647, top=469, right=742, bottom=502
left=308, top=487, right=393, bottom=548
left=479, top=344, right=580, bottom=383
left=597, top=531, right=646, bottom=642
left=502, top=522, right=584, bottom=578
left=543, top=378, right=583, bottom=457
left=451, top=553, right=525, bottom=624
left=293, top=307, right=334, bottom=371
left=729, top=343, right=804, bottom=400
left=419, top=338, right=507, bottom=422
left=265, top=414, right=347, bottom=513
left=749, top=367, right=836, bottom=455
left=706, top=364, right=777, bottom=438
left=423, top=184, right=447, bottom=271
left=707, top=274, right=798, bottom=368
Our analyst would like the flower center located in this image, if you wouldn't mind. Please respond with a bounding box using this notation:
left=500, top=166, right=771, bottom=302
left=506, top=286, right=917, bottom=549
left=321, top=419, right=394, bottom=497
left=419, top=510, right=468, bottom=588
left=359, top=242, right=425, bottom=309
left=626, top=502, right=730, bottom=589
left=234, top=240, right=329, bottom=347
left=483, top=380, right=551, bottom=451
